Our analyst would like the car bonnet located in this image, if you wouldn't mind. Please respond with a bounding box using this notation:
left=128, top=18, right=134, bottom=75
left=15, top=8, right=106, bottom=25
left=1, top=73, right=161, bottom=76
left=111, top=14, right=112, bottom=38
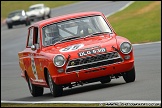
left=42, top=33, right=118, bottom=59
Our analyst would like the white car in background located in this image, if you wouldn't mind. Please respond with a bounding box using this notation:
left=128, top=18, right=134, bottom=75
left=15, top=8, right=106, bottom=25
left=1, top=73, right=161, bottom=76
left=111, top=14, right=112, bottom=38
left=26, top=4, right=51, bottom=21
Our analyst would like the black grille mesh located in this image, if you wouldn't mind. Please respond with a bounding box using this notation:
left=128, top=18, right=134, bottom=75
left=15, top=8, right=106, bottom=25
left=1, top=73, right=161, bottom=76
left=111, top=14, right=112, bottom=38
left=66, top=52, right=123, bottom=73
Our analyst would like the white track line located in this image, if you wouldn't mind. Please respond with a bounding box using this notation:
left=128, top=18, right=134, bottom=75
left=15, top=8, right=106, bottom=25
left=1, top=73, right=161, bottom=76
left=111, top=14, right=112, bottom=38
left=1, top=100, right=161, bottom=104
left=106, top=1, right=135, bottom=17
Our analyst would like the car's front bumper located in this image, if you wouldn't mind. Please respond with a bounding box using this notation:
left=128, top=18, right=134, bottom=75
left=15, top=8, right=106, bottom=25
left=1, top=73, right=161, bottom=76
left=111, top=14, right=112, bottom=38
left=7, top=20, right=27, bottom=25
left=28, top=14, right=44, bottom=20
left=53, top=59, right=134, bottom=85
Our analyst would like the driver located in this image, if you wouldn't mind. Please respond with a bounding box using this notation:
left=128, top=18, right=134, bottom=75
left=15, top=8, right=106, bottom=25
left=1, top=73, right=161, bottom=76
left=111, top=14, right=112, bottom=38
left=44, top=25, right=61, bottom=45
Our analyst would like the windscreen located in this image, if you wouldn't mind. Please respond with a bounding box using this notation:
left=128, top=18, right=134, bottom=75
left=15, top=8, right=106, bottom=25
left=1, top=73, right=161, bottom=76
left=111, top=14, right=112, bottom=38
left=8, top=11, right=22, bottom=18
left=42, top=15, right=112, bottom=46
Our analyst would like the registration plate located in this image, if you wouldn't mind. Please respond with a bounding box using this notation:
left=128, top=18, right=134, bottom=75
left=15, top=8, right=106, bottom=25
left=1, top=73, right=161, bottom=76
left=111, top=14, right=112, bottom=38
left=78, top=48, right=107, bottom=57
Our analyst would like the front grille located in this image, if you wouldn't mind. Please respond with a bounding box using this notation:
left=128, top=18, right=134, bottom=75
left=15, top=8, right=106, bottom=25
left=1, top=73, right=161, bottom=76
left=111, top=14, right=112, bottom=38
left=30, top=15, right=36, bottom=17
left=12, top=20, right=24, bottom=25
left=29, top=15, right=37, bottom=19
left=66, top=51, right=123, bottom=73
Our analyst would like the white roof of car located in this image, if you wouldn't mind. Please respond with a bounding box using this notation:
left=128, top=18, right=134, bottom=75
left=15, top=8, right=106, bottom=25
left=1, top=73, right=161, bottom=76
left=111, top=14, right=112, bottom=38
left=29, top=4, right=44, bottom=8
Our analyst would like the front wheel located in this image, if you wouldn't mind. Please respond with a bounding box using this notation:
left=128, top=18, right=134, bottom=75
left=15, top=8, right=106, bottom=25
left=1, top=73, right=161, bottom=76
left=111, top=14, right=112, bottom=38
left=42, top=15, right=45, bottom=20
left=7, top=24, right=12, bottom=29
left=123, top=66, right=136, bottom=83
left=47, top=72, right=63, bottom=97
left=25, top=21, right=31, bottom=26
left=27, top=75, right=44, bottom=97
left=47, top=11, right=51, bottom=18
left=47, top=14, right=51, bottom=18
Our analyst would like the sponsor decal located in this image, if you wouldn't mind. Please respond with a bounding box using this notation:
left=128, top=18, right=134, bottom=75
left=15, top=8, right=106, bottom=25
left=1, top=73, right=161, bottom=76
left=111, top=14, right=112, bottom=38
left=70, top=61, right=75, bottom=66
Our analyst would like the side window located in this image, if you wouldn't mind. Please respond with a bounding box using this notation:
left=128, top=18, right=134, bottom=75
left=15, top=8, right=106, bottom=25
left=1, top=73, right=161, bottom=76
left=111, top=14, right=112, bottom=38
left=33, top=27, right=39, bottom=44
left=37, top=28, right=40, bottom=45
left=27, top=28, right=33, bottom=47
left=33, top=27, right=40, bottom=49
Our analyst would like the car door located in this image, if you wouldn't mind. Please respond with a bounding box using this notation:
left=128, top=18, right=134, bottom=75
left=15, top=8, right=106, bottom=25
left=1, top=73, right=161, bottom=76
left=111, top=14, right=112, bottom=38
left=32, top=27, right=44, bottom=82
left=26, top=27, right=42, bottom=81
left=25, top=27, right=36, bottom=80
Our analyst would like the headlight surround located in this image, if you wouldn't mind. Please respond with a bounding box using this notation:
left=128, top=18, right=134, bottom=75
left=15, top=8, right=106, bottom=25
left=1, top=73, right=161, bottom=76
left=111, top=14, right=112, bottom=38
left=53, top=54, right=66, bottom=67
left=120, top=42, right=132, bottom=54
left=6, top=19, right=12, bottom=23
left=40, top=9, right=44, bottom=14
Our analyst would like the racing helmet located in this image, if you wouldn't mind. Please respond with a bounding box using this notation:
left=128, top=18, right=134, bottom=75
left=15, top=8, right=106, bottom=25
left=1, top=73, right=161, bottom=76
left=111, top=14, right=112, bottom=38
left=44, top=25, right=59, bottom=38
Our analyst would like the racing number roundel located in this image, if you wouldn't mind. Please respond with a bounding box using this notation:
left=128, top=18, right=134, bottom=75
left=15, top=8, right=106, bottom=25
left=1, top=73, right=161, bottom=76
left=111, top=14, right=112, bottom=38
left=59, top=44, right=84, bottom=52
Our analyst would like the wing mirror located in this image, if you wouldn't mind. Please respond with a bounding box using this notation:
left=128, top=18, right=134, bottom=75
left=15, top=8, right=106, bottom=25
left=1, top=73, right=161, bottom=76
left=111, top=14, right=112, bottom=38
left=31, top=45, right=36, bottom=51
left=31, top=44, right=40, bottom=51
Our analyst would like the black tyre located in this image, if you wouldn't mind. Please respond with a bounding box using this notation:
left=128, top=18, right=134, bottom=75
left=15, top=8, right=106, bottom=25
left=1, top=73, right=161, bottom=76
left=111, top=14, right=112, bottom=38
left=47, top=14, right=51, bottom=18
left=31, top=19, right=34, bottom=22
left=25, top=21, right=31, bottom=26
left=123, top=66, right=136, bottom=83
left=47, top=12, right=51, bottom=18
left=100, top=76, right=111, bottom=84
left=7, top=24, right=12, bottom=29
left=47, top=72, right=63, bottom=97
left=27, top=75, right=44, bottom=97
left=42, top=15, right=45, bottom=20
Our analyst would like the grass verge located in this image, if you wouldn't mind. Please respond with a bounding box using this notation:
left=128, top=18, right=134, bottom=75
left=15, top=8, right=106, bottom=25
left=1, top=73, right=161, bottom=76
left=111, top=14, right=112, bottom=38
left=108, top=1, right=161, bottom=44
left=1, top=103, right=160, bottom=107
left=1, top=103, right=101, bottom=107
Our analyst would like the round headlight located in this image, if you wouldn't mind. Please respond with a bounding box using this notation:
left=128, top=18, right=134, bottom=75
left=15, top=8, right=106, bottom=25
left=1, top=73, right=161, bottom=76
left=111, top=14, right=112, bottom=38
left=6, top=19, right=12, bottom=23
left=20, top=16, right=26, bottom=21
left=53, top=55, right=66, bottom=67
left=120, top=42, right=132, bottom=54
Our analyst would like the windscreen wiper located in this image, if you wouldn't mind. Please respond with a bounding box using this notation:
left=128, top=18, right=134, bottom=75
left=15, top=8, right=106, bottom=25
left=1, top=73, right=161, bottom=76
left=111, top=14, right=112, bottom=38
left=60, top=36, right=80, bottom=42
left=53, top=36, right=80, bottom=46
left=84, top=32, right=111, bottom=38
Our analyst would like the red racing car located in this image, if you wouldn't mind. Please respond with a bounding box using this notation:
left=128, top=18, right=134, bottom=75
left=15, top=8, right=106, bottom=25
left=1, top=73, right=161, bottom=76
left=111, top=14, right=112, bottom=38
left=18, top=11, right=135, bottom=97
